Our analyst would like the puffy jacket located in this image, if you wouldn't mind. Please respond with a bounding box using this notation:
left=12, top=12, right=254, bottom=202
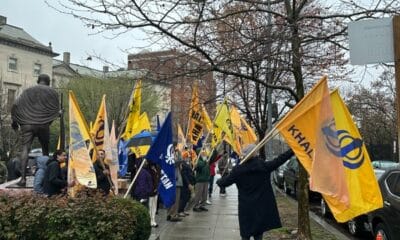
left=33, top=156, right=49, bottom=193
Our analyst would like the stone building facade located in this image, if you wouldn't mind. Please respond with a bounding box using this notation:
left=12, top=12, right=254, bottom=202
left=0, top=16, right=58, bottom=113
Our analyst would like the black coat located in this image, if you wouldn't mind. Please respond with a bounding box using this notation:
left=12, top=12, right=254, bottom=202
left=217, top=149, right=294, bottom=238
left=94, top=161, right=111, bottom=195
left=42, top=159, right=67, bottom=197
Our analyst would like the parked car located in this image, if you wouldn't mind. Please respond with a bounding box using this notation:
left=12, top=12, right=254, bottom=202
left=320, top=168, right=389, bottom=237
left=371, top=160, right=399, bottom=170
left=368, top=167, right=400, bottom=240
left=282, top=156, right=299, bottom=196
left=272, top=160, right=288, bottom=188
left=281, top=156, right=320, bottom=199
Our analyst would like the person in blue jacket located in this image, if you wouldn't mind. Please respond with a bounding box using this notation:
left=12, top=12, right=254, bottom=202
left=33, top=155, right=49, bottom=193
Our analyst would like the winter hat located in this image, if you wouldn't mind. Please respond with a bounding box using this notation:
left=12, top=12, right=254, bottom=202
left=241, top=143, right=257, bottom=158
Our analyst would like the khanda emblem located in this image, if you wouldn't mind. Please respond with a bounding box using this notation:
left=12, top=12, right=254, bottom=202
left=94, top=119, right=105, bottom=147
left=322, top=120, right=364, bottom=170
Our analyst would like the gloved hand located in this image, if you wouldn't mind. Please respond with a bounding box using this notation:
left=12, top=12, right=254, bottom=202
left=11, top=121, right=19, bottom=131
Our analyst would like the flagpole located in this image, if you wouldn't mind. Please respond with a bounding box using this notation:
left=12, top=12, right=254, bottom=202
left=124, top=158, right=147, bottom=199
left=239, top=127, right=280, bottom=165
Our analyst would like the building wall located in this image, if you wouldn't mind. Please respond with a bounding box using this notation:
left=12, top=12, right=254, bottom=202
left=128, top=50, right=216, bottom=134
left=149, top=83, right=171, bottom=127
left=0, top=43, right=53, bottom=108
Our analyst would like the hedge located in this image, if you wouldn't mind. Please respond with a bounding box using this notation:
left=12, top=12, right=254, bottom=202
left=0, top=191, right=151, bottom=240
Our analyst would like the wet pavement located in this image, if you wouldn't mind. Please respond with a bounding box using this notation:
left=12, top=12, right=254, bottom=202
left=150, top=185, right=241, bottom=240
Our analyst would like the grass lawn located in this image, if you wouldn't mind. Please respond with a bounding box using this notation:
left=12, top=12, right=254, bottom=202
left=263, top=191, right=339, bottom=240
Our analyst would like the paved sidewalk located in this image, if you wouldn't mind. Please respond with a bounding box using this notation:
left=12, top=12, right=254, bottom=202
left=150, top=185, right=241, bottom=240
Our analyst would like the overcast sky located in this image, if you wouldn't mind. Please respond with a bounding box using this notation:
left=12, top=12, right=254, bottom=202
left=0, top=0, right=384, bottom=86
left=0, top=0, right=149, bottom=70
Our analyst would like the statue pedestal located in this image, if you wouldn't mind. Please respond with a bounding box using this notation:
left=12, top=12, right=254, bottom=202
left=0, top=177, right=34, bottom=193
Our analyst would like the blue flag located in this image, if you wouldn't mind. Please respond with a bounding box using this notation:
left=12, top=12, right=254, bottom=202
left=118, top=139, right=128, bottom=176
left=146, top=112, right=176, bottom=208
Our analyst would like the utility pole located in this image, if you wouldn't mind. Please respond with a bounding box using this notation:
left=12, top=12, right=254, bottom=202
left=393, top=16, right=400, bottom=162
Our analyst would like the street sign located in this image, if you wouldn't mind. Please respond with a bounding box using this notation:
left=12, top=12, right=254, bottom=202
left=348, top=18, right=394, bottom=65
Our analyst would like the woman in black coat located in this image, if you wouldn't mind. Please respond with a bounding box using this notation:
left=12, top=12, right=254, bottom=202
left=217, top=145, right=294, bottom=240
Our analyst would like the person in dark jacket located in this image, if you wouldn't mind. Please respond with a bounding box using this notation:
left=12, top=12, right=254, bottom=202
left=131, top=158, right=153, bottom=207
left=33, top=155, right=49, bottom=193
left=217, top=144, right=294, bottom=240
left=43, top=150, right=72, bottom=197
left=148, top=162, right=161, bottom=227
left=218, top=151, right=230, bottom=196
left=94, top=150, right=111, bottom=196
left=179, top=155, right=196, bottom=215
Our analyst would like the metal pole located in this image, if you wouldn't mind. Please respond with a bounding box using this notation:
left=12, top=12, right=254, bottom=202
left=393, top=16, right=400, bottom=162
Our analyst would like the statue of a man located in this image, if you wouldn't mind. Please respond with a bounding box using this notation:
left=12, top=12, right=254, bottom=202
left=11, top=74, right=60, bottom=186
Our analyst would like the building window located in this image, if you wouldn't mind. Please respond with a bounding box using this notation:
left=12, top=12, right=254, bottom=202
left=34, top=63, right=42, bottom=76
left=8, top=57, right=17, bottom=71
left=7, top=89, right=16, bottom=112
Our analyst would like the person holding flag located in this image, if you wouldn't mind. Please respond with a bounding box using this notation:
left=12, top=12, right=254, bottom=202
left=93, top=150, right=111, bottom=196
left=145, top=113, right=178, bottom=218
left=217, top=145, right=294, bottom=240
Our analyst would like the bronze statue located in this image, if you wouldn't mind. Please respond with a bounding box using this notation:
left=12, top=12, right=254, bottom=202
left=11, top=74, right=60, bottom=186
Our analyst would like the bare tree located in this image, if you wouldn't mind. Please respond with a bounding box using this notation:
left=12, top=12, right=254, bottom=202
left=48, top=0, right=400, bottom=238
left=346, top=68, right=397, bottom=161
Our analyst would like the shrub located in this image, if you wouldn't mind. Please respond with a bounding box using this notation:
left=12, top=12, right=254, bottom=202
left=0, top=192, right=151, bottom=240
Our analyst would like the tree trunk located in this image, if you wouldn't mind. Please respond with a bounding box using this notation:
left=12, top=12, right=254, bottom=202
left=290, top=12, right=312, bottom=240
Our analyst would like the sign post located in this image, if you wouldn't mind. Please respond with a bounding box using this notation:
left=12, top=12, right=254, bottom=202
left=349, top=17, right=400, bottom=161
left=393, top=16, right=400, bottom=161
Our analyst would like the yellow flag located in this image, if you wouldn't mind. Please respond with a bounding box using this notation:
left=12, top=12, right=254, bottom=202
left=90, top=95, right=112, bottom=162
left=211, top=124, right=223, bottom=149
left=130, top=112, right=152, bottom=157
left=68, top=91, right=97, bottom=191
left=239, top=117, right=258, bottom=148
left=123, top=80, right=142, bottom=139
left=322, top=90, right=383, bottom=222
left=202, top=104, right=213, bottom=132
left=187, top=84, right=204, bottom=144
left=214, top=99, right=235, bottom=144
left=132, top=112, right=151, bottom=137
left=229, top=106, right=258, bottom=153
left=276, top=77, right=349, bottom=214
left=177, top=123, right=186, bottom=152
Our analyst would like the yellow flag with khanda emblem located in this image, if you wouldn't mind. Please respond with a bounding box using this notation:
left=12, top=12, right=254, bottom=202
left=275, top=77, right=350, bottom=216
left=321, top=90, right=383, bottom=222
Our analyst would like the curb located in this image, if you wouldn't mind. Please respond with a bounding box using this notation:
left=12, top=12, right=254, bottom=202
left=274, top=186, right=351, bottom=240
